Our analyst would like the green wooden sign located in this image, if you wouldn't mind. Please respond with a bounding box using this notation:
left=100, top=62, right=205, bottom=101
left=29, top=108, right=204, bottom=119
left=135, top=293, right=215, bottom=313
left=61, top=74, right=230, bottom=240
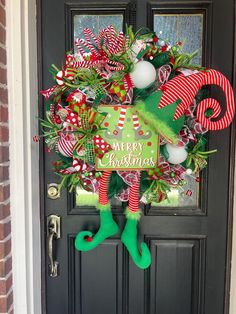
left=96, top=105, right=159, bottom=170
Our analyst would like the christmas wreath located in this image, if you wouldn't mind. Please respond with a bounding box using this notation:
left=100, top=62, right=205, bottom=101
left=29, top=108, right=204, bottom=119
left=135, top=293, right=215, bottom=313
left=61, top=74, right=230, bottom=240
left=37, top=25, right=235, bottom=269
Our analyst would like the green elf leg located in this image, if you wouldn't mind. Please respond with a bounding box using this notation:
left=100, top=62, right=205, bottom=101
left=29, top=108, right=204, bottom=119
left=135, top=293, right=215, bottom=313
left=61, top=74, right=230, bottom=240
left=75, top=171, right=119, bottom=251
left=121, top=173, right=151, bottom=269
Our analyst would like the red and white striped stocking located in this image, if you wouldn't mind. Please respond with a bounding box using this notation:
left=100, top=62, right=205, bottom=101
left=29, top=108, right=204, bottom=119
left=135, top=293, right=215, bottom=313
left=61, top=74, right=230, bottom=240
left=99, top=171, right=112, bottom=205
left=128, top=172, right=141, bottom=213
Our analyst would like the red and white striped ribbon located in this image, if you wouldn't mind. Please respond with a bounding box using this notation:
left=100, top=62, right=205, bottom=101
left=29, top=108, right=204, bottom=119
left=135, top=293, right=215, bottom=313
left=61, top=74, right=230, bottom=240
left=75, top=37, right=98, bottom=57
left=84, top=28, right=99, bottom=48
left=99, top=171, right=112, bottom=205
left=113, top=32, right=125, bottom=54
left=105, top=26, right=116, bottom=54
left=196, top=69, right=235, bottom=130
left=159, top=69, right=235, bottom=130
left=40, top=85, right=57, bottom=100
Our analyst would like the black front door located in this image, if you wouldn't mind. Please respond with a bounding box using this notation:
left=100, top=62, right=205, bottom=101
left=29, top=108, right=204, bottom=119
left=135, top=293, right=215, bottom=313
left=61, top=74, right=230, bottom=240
left=38, top=0, right=235, bottom=313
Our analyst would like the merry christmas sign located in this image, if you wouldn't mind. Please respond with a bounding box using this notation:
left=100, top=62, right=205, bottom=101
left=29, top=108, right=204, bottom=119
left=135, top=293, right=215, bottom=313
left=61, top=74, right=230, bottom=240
left=96, top=105, right=159, bottom=170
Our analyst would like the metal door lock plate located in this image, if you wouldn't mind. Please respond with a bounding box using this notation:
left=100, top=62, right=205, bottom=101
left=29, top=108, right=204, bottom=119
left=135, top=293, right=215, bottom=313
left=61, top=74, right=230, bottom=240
left=47, top=183, right=60, bottom=199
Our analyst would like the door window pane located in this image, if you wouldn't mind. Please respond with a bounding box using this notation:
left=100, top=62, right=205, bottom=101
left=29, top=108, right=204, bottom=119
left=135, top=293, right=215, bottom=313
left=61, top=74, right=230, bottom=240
left=74, top=14, right=123, bottom=49
left=76, top=188, right=98, bottom=207
left=153, top=13, right=203, bottom=208
left=154, top=14, right=203, bottom=64
left=153, top=173, right=200, bottom=208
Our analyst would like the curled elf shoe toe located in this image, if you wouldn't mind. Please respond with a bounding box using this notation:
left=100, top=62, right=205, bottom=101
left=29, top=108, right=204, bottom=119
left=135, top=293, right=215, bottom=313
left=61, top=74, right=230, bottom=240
left=75, top=210, right=119, bottom=251
left=121, top=231, right=151, bottom=269
left=121, top=217, right=151, bottom=269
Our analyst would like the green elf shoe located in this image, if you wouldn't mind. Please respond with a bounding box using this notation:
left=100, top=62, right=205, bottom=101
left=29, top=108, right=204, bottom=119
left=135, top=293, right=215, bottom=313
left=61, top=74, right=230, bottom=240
left=75, top=204, right=119, bottom=251
left=121, top=209, right=151, bottom=269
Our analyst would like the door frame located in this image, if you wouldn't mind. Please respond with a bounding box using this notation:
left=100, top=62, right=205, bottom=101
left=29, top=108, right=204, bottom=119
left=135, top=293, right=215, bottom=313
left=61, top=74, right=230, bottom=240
left=6, top=0, right=236, bottom=313
left=7, top=0, right=42, bottom=313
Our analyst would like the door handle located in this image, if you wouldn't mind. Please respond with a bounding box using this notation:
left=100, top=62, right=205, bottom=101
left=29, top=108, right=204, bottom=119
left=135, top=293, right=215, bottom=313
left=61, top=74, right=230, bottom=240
left=47, top=215, right=61, bottom=277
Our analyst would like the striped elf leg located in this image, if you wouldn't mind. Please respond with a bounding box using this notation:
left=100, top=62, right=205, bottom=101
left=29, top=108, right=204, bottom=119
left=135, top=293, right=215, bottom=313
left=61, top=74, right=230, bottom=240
left=75, top=171, right=119, bottom=251
left=121, top=172, right=151, bottom=269
left=132, top=114, right=140, bottom=130
left=117, top=106, right=127, bottom=130
left=106, top=106, right=127, bottom=139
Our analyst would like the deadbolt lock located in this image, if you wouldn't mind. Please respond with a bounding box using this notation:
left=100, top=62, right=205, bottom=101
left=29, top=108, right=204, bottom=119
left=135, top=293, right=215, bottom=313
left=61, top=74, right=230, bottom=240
left=47, top=183, right=60, bottom=199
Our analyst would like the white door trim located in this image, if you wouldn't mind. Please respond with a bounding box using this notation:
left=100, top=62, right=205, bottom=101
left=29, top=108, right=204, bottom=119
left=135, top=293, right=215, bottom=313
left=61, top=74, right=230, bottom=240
left=7, top=0, right=41, bottom=313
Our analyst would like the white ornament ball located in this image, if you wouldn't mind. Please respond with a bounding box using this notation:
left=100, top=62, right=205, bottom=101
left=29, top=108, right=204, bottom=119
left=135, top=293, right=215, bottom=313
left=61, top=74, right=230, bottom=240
left=186, top=168, right=193, bottom=175
left=165, top=143, right=188, bottom=165
left=130, top=61, right=156, bottom=89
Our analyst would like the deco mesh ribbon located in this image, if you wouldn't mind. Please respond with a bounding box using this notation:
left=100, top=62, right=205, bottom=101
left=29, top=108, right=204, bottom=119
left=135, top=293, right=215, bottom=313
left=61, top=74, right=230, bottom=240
left=37, top=24, right=235, bottom=203
left=36, top=25, right=235, bottom=269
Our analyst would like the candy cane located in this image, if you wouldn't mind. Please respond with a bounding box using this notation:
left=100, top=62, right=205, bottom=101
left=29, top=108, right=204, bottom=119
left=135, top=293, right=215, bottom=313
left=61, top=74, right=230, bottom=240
left=56, top=70, right=66, bottom=86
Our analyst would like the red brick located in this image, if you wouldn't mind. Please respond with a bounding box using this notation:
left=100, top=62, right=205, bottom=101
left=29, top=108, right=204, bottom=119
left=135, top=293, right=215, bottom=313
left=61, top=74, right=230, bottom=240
left=0, top=239, right=11, bottom=259
left=0, top=290, right=13, bottom=312
left=0, top=204, right=10, bottom=220
left=0, top=274, right=12, bottom=295
left=0, top=221, right=10, bottom=240
left=0, top=6, right=5, bottom=26
left=0, top=25, right=5, bottom=45
left=0, top=126, right=9, bottom=142
left=0, top=106, right=7, bottom=122
left=0, top=256, right=12, bottom=277
left=0, top=67, right=6, bottom=85
left=0, top=185, right=10, bottom=202
left=0, top=146, right=9, bottom=163
left=0, top=47, right=6, bottom=65
left=0, top=166, right=8, bottom=182
left=0, top=87, right=7, bottom=104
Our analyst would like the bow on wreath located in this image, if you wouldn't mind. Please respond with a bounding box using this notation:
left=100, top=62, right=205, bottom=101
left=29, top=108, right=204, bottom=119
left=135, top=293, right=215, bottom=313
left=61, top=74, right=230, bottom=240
left=57, top=108, right=112, bottom=162
left=148, top=156, right=186, bottom=185
left=54, top=108, right=112, bottom=193
left=67, top=26, right=126, bottom=77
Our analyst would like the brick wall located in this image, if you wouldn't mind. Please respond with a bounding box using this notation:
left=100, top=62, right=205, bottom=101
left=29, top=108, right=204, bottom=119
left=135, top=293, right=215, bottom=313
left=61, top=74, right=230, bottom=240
left=0, top=0, right=13, bottom=313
